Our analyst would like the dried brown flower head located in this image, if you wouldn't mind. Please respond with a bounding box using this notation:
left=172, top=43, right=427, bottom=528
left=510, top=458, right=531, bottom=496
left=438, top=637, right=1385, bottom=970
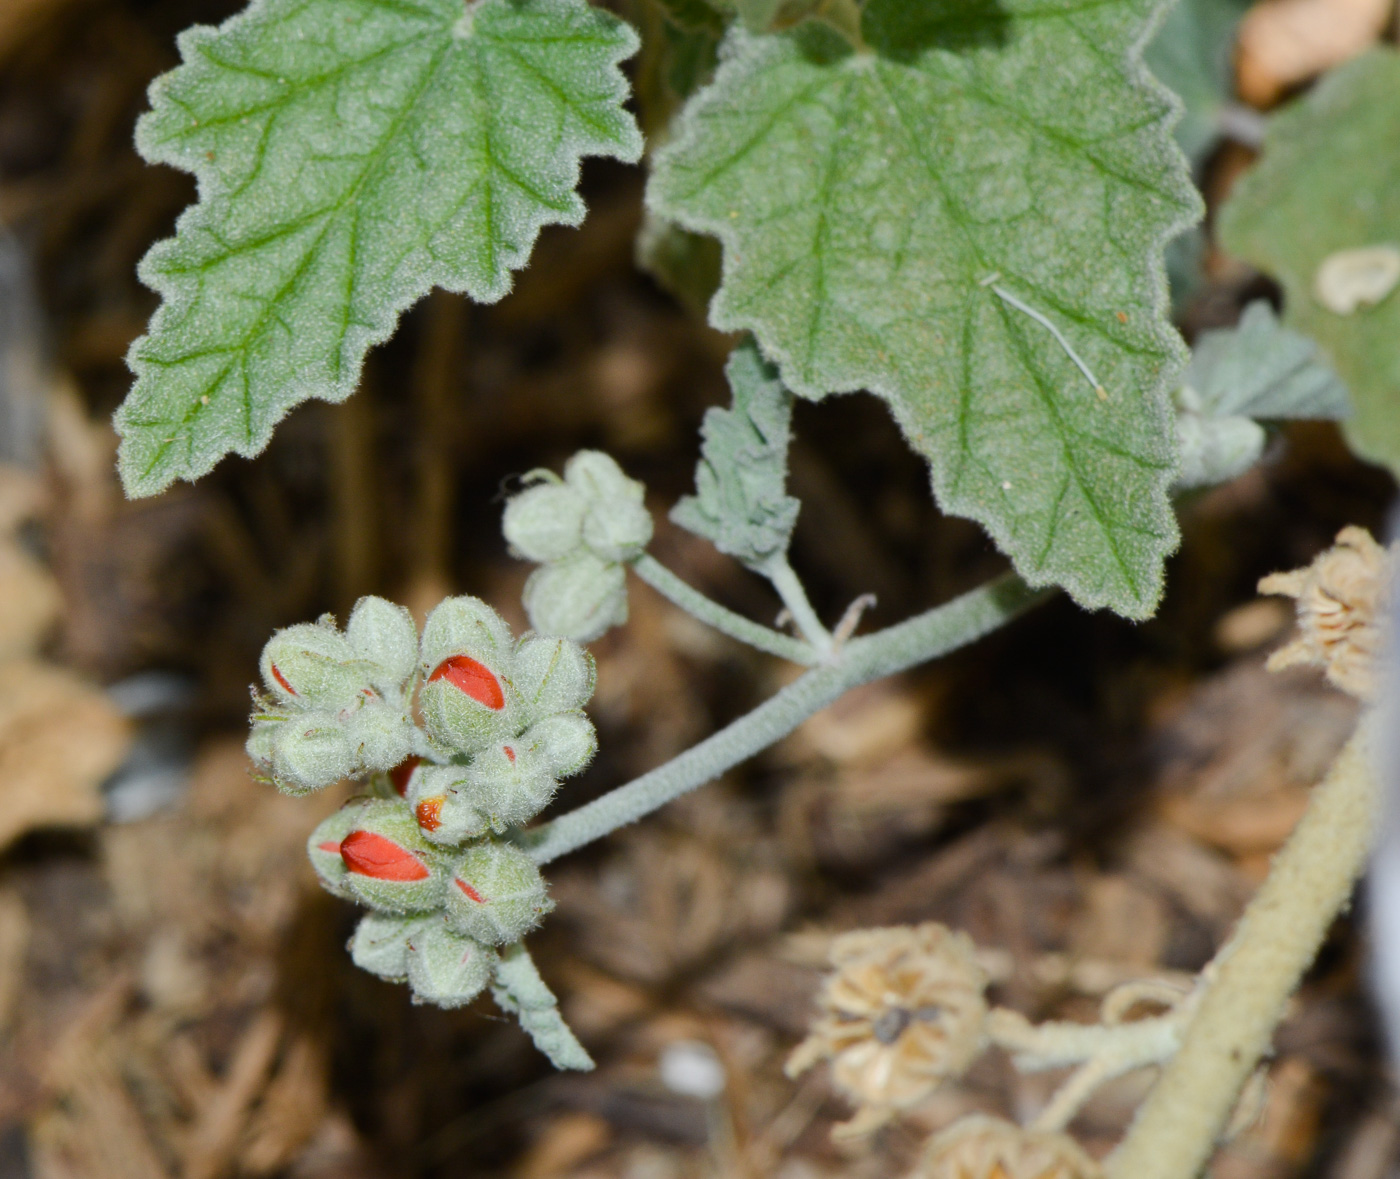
left=914, top=1115, right=1102, bottom=1179
left=1259, top=525, right=1396, bottom=700
left=787, top=923, right=988, bottom=1136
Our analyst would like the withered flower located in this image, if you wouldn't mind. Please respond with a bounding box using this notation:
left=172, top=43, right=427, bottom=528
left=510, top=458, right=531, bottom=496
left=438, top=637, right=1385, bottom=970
left=1259, top=525, right=1396, bottom=701
left=787, top=923, right=988, bottom=1136
left=913, top=1115, right=1102, bottom=1179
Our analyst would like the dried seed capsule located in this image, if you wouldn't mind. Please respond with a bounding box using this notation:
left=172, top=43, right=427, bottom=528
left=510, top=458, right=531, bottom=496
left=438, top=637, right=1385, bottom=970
left=306, top=801, right=374, bottom=900
left=406, top=764, right=493, bottom=845
left=349, top=911, right=437, bottom=982
left=522, top=552, right=627, bottom=643
left=270, top=710, right=355, bottom=794
left=787, top=923, right=989, bottom=1132
left=915, top=1115, right=1102, bottom=1179
left=260, top=621, right=375, bottom=708
left=346, top=595, right=419, bottom=697
left=343, top=699, right=415, bottom=773
left=519, top=712, right=597, bottom=779
left=445, top=841, right=553, bottom=946
left=339, top=800, right=446, bottom=913
left=406, top=920, right=498, bottom=1009
left=512, top=634, right=596, bottom=722
left=503, top=480, right=588, bottom=563
left=463, top=741, right=558, bottom=830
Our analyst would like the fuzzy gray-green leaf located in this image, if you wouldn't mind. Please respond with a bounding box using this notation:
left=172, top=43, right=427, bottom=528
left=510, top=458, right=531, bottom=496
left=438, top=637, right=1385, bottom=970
left=672, top=339, right=800, bottom=569
left=118, top=0, right=642, bottom=497
left=647, top=1, right=1201, bottom=618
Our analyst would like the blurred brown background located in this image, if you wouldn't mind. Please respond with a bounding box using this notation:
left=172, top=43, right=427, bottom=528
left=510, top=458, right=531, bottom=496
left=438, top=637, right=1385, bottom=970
left=0, top=0, right=1397, bottom=1175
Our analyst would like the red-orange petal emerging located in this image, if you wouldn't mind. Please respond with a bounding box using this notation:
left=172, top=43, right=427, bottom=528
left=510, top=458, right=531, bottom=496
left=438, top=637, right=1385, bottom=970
left=429, top=655, right=505, bottom=710
left=455, top=878, right=484, bottom=904
left=389, top=756, right=422, bottom=796
left=340, top=831, right=429, bottom=881
left=415, top=797, right=444, bottom=832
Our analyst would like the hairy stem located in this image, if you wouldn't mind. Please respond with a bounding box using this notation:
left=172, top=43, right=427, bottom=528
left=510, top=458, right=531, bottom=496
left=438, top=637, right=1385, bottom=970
left=523, top=572, right=1046, bottom=865
left=630, top=553, right=819, bottom=665
left=1108, top=710, right=1381, bottom=1179
left=762, top=553, right=834, bottom=657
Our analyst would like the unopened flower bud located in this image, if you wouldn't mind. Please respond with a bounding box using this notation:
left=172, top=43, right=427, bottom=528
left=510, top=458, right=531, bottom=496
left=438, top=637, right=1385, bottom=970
left=260, top=621, right=375, bottom=708
left=344, top=699, right=415, bottom=773
left=350, top=911, right=436, bottom=982
left=419, top=596, right=514, bottom=672
left=270, top=710, right=355, bottom=794
left=246, top=718, right=278, bottom=772
left=523, top=553, right=627, bottom=643
left=406, top=921, right=497, bottom=1009
left=338, top=799, right=446, bottom=913
left=406, top=764, right=493, bottom=845
left=518, top=712, right=597, bottom=779
left=503, top=480, right=587, bottom=562
left=346, top=596, right=419, bottom=696
left=421, top=652, right=516, bottom=753
left=464, top=741, right=558, bottom=830
left=307, top=801, right=374, bottom=899
left=564, top=451, right=652, bottom=562
left=445, top=841, right=553, bottom=946
left=512, top=635, right=595, bottom=722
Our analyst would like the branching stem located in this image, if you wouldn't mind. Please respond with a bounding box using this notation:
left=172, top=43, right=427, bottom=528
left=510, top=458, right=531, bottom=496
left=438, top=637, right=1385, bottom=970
left=630, top=553, right=820, bottom=665
left=1108, top=710, right=1381, bottom=1179
left=523, top=572, right=1047, bottom=865
left=762, top=553, right=835, bottom=657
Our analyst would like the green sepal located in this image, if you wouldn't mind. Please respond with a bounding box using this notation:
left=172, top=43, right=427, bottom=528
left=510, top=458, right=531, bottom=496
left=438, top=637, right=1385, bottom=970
left=343, top=699, right=416, bottom=776
left=346, top=596, right=419, bottom=698
left=519, top=713, right=597, bottom=780
left=522, top=553, right=628, bottom=643
left=349, top=911, right=437, bottom=982
left=445, top=842, right=554, bottom=946
left=566, top=451, right=653, bottom=562
left=260, top=621, right=374, bottom=708
left=463, top=742, right=558, bottom=831
left=406, top=764, right=494, bottom=846
left=420, top=596, right=515, bottom=673
left=512, top=635, right=596, bottom=724
left=406, top=920, right=498, bottom=1009
left=503, top=481, right=587, bottom=563
left=270, top=709, right=355, bottom=794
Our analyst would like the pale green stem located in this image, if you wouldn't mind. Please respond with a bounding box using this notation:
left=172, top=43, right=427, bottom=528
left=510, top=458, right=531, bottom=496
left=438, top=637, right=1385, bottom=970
left=630, top=554, right=819, bottom=665
left=523, top=573, right=1047, bottom=865
left=1108, top=709, right=1381, bottom=1179
left=761, top=553, right=835, bottom=657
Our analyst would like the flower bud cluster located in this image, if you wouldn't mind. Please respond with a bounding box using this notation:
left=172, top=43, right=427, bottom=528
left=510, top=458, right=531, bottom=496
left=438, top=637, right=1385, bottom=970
left=503, top=451, right=652, bottom=642
left=254, top=594, right=597, bottom=1012
left=247, top=596, right=420, bottom=795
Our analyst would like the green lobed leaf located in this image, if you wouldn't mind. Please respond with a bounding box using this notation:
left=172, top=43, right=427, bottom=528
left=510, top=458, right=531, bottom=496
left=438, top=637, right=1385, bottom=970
left=647, top=0, right=1202, bottom=618
left=1184, top=300, right=1350, bottom=421
left=672, top=338, right=800, bottom=569
left=118, top=0, right=642, bottom=497
left=1143, top=0, right=1250, bottom=163
left=1219, top=50, right=1400, bottom=477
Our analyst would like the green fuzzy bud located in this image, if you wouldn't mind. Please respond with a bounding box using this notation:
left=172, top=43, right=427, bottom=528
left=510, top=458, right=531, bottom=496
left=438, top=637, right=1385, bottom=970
left=346, top=596, right=419, bottom=697
left=419, top=596, right=514, bottom=672
left=246, top=718, right=278, bottom=773
left=406, top=920, right=497, bottom=1009
left=503, top=481, right=587, bottom=563
left=445, top=842, right=554, bottom=946
left=464, top=742, right=557, bottom=830
left=512, top=635, right=595, bottom=722
left=519, top=712, right=597, bottom=779
left=260, top=621, right=375, bottom=708
left=564, top=451, right=653, bottom=562
left=338, top=799, right=446, bottom=914
left=522, top=553, right=627, bottom=643
left=581, top=498, right=653, bottom=563
left=306, top=801, right=374, bottom=900
left=420, top=672, right=517, bottom=756
left=343, top=700, right=415, bottom=774
left=270, top=710, right=355, bottom=794
left=349, top=911, right=436, bottom=982
left=406, top=764, right=493, bottom=845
